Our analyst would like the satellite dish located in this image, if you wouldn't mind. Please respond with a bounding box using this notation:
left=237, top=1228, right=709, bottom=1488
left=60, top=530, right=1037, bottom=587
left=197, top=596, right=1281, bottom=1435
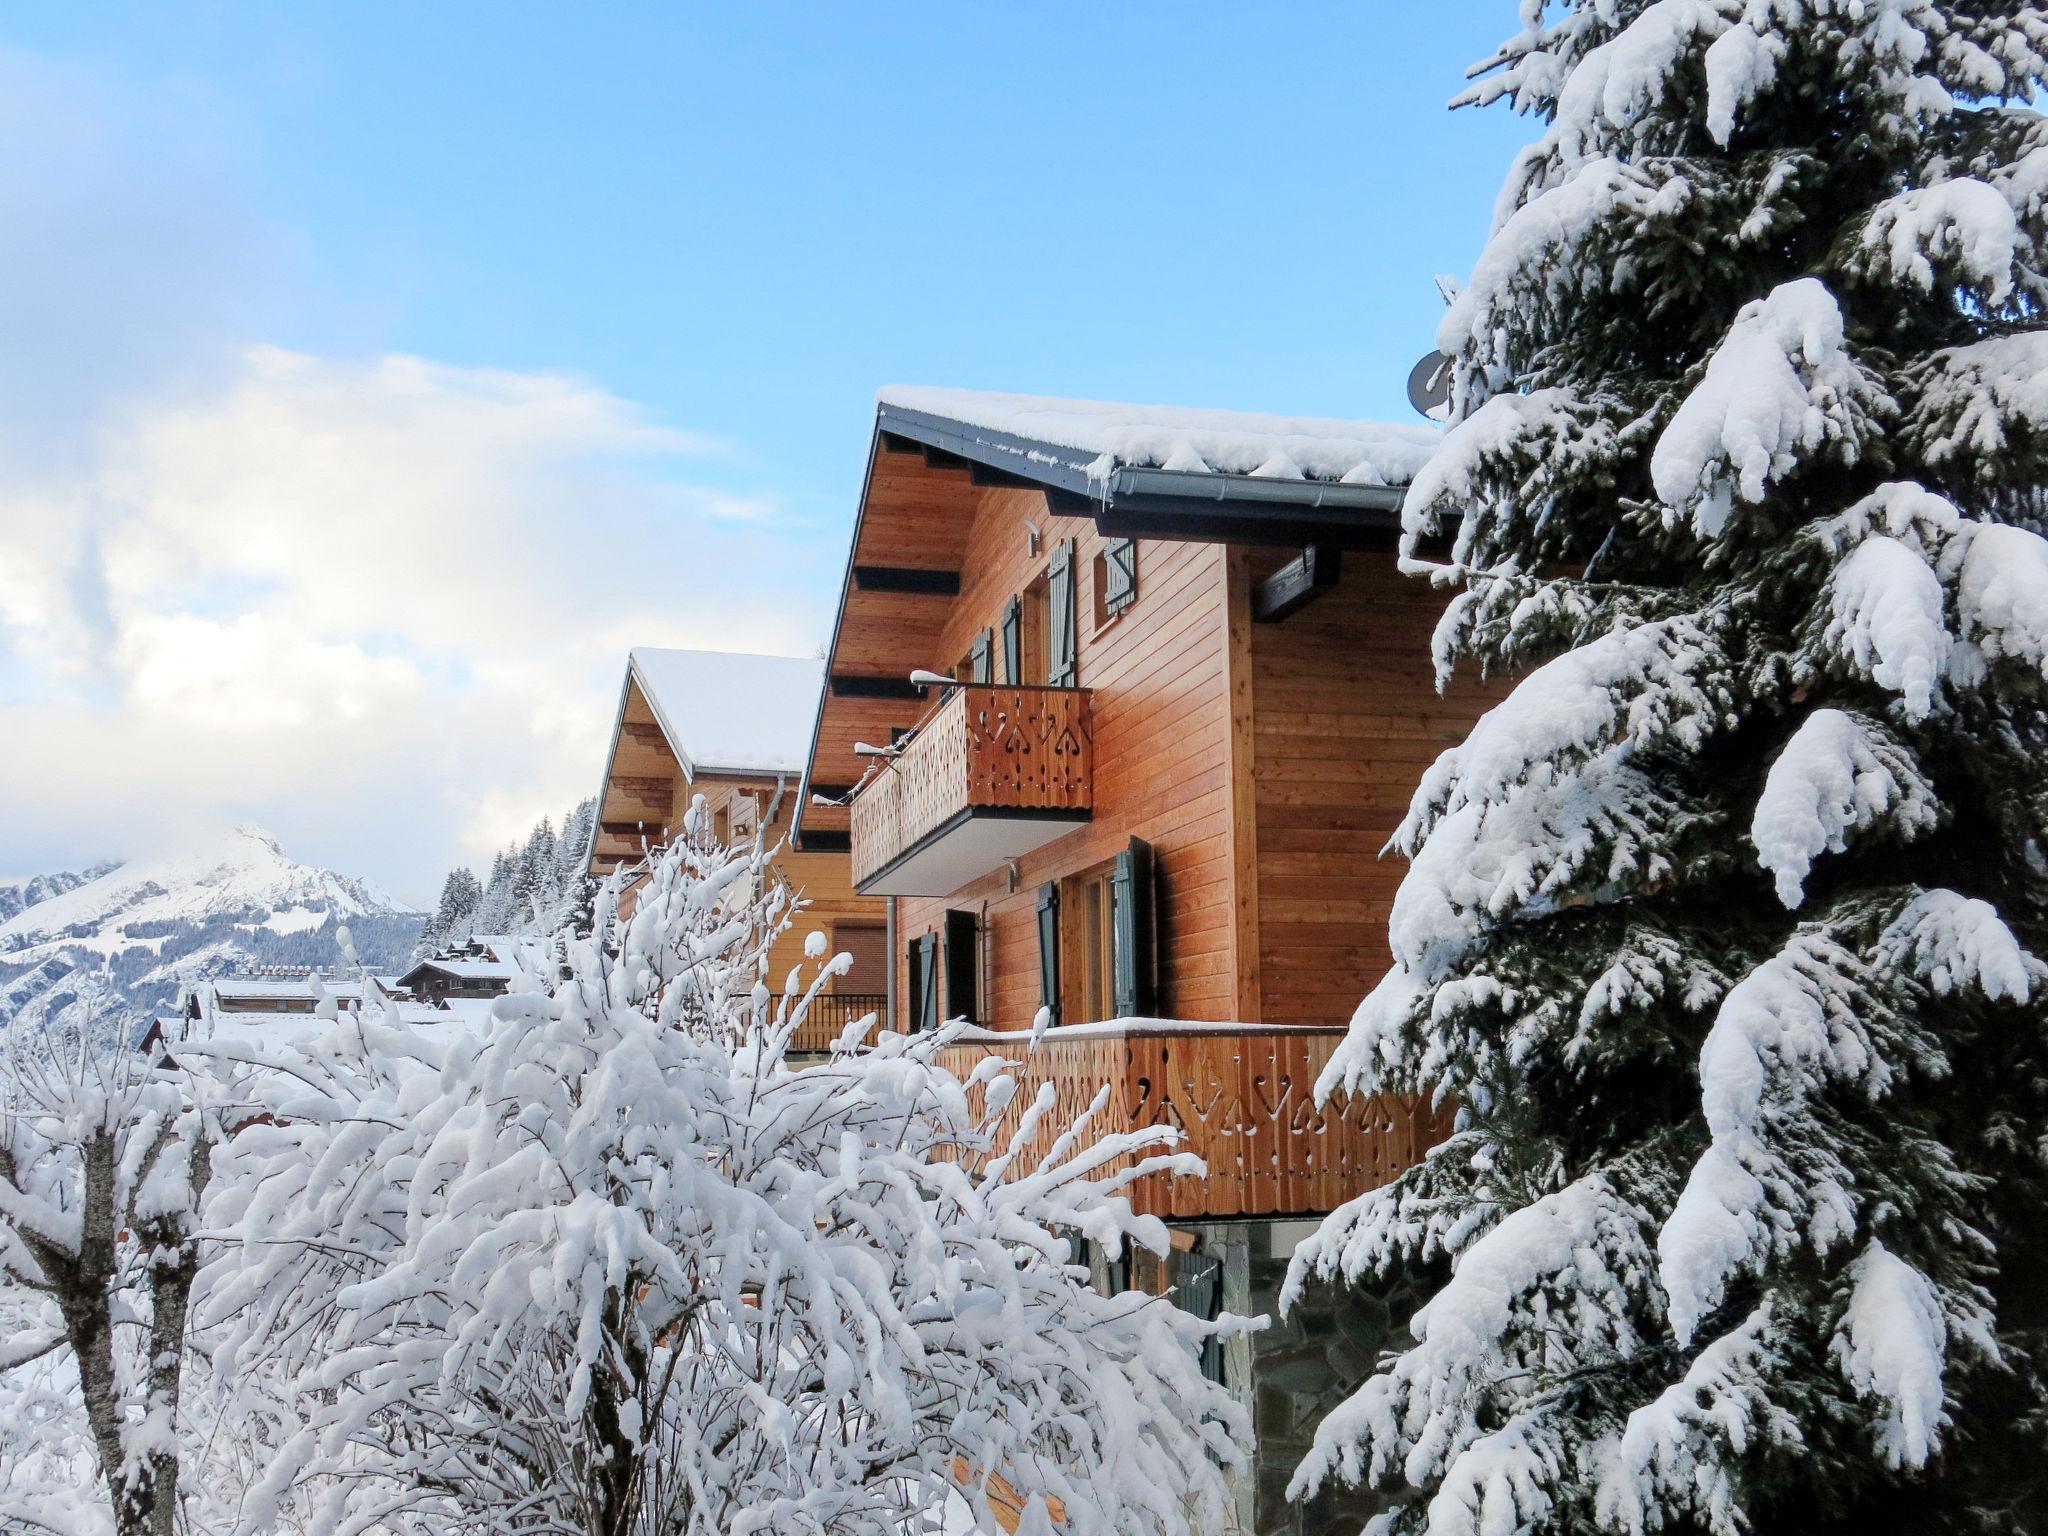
left=1406, top=351, right=1453, bottom=420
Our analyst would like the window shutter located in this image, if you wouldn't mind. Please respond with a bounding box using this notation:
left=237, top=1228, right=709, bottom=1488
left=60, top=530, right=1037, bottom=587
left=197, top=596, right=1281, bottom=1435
left=1047, top=540, right=1077, bottom=686
left=1171, top=1245, right=1226, bottom=1383
left=1035, top=881, right=1061, bottom=1027
left=969, top=628, right=993, bottom=685
left=1001, top=597, right=1022, bottom=684
left=910, top=932, right=939, bottom=1032
left=944, top=909, right=978, bottom=1023
left=1103, top=537, right=1138, bottom=617
left=1111, top=837, right=1156, bottom=1019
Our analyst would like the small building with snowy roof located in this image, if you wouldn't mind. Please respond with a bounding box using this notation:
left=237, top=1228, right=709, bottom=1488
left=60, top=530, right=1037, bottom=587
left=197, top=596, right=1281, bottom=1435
left=582, top=647, right=888, bottom=1049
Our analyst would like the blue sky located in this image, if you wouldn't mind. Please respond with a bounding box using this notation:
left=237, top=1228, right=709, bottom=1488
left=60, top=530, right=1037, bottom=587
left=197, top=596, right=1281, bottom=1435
left=0, top=5, right=1539, bottom=898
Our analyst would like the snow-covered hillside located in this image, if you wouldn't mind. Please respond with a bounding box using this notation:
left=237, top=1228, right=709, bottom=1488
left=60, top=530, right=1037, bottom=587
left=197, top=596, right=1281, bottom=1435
left=0, top=826, right=422, bottom=1046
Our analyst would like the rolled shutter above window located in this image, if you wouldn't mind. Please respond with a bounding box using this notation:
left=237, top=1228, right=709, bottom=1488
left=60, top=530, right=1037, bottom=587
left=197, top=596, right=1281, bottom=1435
left=1035, top=882, right=1061, bottom=1028
left=1103, top=538, right=1137, bottom=617
left=1047, top=540, right=1078, bottom=687
left=1111, top=837, right=1156, bottom=1019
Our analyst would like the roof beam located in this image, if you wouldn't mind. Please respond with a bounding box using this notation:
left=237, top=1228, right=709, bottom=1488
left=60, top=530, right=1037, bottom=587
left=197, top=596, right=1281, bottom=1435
left=598, top=820, right=663, bottom=839
left=619, top=721, right=673, bottom=750
left=1255, top=546, right=1343, bottom=623
left=829, top=673, right=927, bottom=701
left=795, top=829, right=851, bottom=853
left=853, top=565, right=961, bottom=596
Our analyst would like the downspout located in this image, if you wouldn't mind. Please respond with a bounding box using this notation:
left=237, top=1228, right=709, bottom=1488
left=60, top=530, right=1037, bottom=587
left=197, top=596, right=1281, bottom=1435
left=765, top=773, right=789, bottom=830
left=885, top=896, right=898, bottom=1030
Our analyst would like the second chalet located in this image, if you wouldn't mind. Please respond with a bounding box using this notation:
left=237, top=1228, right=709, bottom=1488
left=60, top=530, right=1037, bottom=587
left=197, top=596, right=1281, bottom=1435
left=584, top=646, right=888, bottom=1048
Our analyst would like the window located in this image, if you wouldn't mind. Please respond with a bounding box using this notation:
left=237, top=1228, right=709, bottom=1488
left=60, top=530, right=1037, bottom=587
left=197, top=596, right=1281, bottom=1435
left=963, top=628, right=992, bottom=685
left=1095, top=537, right=1138, bottom=626
left=1068, top=868, right=1116, bottom=1026
left=1054, top=838, right=1156, bottom=1026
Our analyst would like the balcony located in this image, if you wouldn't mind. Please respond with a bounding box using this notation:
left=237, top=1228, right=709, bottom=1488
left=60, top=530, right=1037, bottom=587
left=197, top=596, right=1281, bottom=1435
left=794, top=992, right=886, bottom=1054
left=934, top=1020, right=1453, bottom=1220
left=851, top=684, right=1094, bottom=896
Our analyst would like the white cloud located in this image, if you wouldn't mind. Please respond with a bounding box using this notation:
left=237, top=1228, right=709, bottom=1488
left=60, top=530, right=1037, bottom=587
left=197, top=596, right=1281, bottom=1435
left=0, top=343, right=831, bottom=901
left=0, top=43, right=840, bottom=903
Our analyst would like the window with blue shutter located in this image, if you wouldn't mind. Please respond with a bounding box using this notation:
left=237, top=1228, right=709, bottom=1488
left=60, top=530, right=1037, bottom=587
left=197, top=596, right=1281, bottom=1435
left=969, top=628, right=992, bottom=685
left=1000, top=596, right=1022, bottom=685
left=1047, top=540, right=1077, bottom=687
left=1111, top=837, right=1156, bottom=1019
left=1102, top=537, right=1137, bottom=618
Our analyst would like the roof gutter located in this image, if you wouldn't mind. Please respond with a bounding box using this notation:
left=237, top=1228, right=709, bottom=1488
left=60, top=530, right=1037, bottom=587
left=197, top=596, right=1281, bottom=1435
left=875, top=401, right=1411, bottom=549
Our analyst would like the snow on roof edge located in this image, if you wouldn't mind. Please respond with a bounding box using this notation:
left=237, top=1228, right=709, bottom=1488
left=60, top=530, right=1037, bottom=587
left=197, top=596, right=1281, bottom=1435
left=876, top=386, right=1439, bottom=490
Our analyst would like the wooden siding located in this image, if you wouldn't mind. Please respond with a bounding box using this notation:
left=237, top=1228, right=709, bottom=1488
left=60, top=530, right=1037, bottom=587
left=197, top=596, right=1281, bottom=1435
left=891, top=486, right=1241, bottom=1031
left=1248, top=552, right=1507, bottom=1026
left=935, top=1024, right=1454, bottom=1218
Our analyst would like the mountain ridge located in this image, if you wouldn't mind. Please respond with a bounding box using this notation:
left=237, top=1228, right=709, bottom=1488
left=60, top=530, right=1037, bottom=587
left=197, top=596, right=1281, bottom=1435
left=0, top=825, right=423, bottom=1045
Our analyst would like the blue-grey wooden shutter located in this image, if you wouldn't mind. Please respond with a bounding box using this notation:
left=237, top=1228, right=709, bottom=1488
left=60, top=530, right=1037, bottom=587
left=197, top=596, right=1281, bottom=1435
left=910, top=932, right=938, bottom=1032
left=1172, top=1246, right=1225, bottom=1382
left=969, top=628, right=992, bottom=685
left=1001, top=597, right=1022, bottom=684
left=1035, top=882, right=1061, bottom=1027
left=944, top=909, right=978, bottom=1023
left=1103, top=537, right=1137, bottom=617
left=1111, top=837, right=1155, bottom=1019
left=1047, top=540, right=1077, bottom=686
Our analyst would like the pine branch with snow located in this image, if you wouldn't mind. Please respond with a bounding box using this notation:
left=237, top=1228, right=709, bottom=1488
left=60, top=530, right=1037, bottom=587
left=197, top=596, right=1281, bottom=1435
left=1289, top=6, right=2048, bottom=1533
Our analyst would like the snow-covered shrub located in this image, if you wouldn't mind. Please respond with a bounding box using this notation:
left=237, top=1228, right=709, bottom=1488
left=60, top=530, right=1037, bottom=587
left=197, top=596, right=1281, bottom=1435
left=0, top=1044, right=219, bottom=1536
left=205, top=801, right=1247, bottom=1536
left=1288, top=6, right=2048, bottom=1534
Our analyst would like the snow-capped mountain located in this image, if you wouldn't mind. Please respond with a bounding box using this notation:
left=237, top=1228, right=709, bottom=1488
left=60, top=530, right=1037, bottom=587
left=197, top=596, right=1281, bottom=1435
left=0, top=826, right=422, bottom=1046
left=0, top=863, right=121, bottom=926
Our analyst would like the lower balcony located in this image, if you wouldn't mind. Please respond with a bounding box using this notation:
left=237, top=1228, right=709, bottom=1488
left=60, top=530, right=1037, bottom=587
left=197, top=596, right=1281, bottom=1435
left=851, top=684, right=1093, bottom=896
left=934, top=1020, right=1453, bottom=1220
left=793, top=991, right=886, bottom=1054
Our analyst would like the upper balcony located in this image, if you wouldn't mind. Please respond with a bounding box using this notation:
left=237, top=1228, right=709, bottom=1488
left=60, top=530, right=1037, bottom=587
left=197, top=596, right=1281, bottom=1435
left=934, top=1020, right=1453, bottom=1220
left=850, top=684, right=1094, bottom=896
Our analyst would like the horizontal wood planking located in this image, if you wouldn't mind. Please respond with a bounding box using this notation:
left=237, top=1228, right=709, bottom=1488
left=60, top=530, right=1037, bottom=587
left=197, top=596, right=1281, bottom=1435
left=1249, top=555, right=1506, bottom=1025
left=890, top=486, right=1241, bottom=1030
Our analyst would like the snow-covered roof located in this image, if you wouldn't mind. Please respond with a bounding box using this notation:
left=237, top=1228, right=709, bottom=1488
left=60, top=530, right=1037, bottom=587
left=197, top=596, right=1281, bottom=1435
left=628, top=648, right=826, bottom=778
left=411, top=958, right=515, bottom=981
left=877, top=387, right=1440, bottom=490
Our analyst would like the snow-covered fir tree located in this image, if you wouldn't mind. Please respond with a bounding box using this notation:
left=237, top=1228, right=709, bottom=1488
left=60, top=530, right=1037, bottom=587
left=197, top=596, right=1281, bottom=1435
left=417, top=798, right=598, bottom=957
left=413, top=867, right=484, bottom=958
left=1285, top=7, right=2048, bottom=1534
left=205, top=798, right=1246, bottom=1536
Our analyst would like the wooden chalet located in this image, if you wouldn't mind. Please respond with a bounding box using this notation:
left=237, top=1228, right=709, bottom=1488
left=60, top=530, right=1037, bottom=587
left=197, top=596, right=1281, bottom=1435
left=585, top=647, right=886, bottom=1048
left=793, top=389, right=1502, bottom=1532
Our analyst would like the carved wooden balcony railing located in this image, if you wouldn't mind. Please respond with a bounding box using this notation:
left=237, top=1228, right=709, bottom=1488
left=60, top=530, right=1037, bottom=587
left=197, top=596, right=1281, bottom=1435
left=851, top=685, right=1094, bottom=894
left=935, top=1020, right=1453, bottom=1219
